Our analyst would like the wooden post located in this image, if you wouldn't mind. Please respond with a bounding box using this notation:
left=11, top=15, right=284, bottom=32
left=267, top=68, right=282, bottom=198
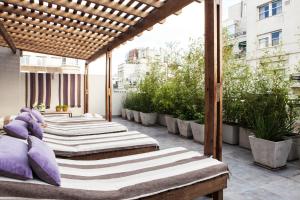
left=105, top=50, right=112, bottom=122
left=0, top=21, right=16, bottom=54
left=84, top=62, right=89, bottom=114
left=204, top=0, right=223, bottom=161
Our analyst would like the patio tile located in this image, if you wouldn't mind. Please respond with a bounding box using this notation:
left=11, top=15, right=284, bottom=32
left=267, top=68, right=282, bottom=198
left=113, top=117, right=300, bottom=200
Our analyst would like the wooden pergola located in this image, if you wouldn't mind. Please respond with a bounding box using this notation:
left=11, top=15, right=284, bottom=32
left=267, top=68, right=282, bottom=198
left=0, top=0, right=223, bottom=197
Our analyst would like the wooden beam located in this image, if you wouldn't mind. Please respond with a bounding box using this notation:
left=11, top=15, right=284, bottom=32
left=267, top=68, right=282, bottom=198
left=105, top=51, right=113, bottom=122
left=204, top=0, right=223, bottom=161
left=0, top=21, right=16, bottom=54
left=87, top=0, right=195, bottom=63
left=84, top=62, right=89, bottom=114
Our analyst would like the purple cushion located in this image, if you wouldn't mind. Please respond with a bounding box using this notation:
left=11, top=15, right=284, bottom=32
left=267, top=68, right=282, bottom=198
left=28, top=120, right=43, bottom=140
left=0, top=135, right=33, bottom=180
left=31, top=110, right=44, bottom=124
left=28, top=136, right=61, bottom=186
left=20, top=107, right=31, bottom=113
left=4, top=120, right=29, bottom=139
left=15, top=112, right=35, bottom=124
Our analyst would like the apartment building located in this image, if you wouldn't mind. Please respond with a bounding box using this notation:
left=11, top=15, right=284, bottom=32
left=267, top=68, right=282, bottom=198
left=225, top=0, right=300, bottom=76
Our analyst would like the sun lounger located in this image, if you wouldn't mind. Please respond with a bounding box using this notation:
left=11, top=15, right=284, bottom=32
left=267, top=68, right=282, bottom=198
left=44, top=115, right=105, bottom=125
left=44, top=131, right=159, bottom=159
left=0, top=147, right=228, bottom=200
left=44, top=122, right=128, bottom=136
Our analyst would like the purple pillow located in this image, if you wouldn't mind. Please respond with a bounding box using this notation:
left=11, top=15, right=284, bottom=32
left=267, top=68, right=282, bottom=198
left=28, top=120, right=43, bottom=140
left=28, top=136, right=61, bottom=186
left=0, top=135, right=33, bottom=180
left=4, top=120, right=29, bottom=139
left=31, top=110, right=44, bottom=124
left=15, top=112, right=35, bottom=124
left=20, top=107, right=31, bottom=113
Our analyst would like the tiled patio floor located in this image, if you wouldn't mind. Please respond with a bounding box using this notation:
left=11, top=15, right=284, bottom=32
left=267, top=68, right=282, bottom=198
left=113, top=117, right=300, bottom=200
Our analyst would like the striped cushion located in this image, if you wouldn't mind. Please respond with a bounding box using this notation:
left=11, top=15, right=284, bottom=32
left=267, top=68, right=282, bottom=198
left=44, top=122, right=128, bottom=136
left=0, top=147, right=229, bottom=200
left=45, top=116, right=105, bottom=124
left=44, top=131, right=159, bottom=157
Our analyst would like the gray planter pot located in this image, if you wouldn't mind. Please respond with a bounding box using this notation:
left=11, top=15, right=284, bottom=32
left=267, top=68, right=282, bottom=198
left=283, top=135, right=300, bottom=161
left=158, top=114, right=169, bottom=127
left=132, top=110, right=141, bottom=123
left=140, top=112, right=157, bottom=126
left=121, top=108, right=126, bottom=119
left=190, top=122, right=205, bottom=144
left=125, top=109, right=134, bottom=121
left=177, top=119, right=193, bottom=139
left=165, top=115, right=179, bottom=134
left=223, top=124, right=239, bottom=145
left=249, top=136, right=292, bottom=169
left=239, top=127, right=254, bottom=149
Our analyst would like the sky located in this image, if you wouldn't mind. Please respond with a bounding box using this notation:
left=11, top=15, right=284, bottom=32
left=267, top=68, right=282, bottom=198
left=89, top=0, right=242, bottom=75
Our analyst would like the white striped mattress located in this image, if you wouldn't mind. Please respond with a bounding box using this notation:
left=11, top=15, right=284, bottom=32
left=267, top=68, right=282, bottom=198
left=45, top=116, right=105, bottom=124
left=44, top=131, right=159, bottom=157
left=0, top=147, right=229, bottom=200
left=44, top=122, right=128, bottom=136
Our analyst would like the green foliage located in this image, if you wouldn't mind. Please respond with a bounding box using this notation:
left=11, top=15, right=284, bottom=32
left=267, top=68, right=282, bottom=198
left=243, top=51, right=295, bottom=141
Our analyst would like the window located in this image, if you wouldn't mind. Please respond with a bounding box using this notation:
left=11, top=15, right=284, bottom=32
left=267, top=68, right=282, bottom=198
left=271, top=30, right=282, bottom=46
left=62, top=57, right=66, bottom=65
left=272, top=0, right=282, bottom=16
left=259, top=4, right=269, bottom=20
left=259, top=37, right=269, bottom=48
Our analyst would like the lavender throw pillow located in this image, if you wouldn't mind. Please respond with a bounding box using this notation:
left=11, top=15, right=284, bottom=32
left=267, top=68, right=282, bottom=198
left=0, top=135, right=33, bottom=180
left=31, top=110, right=44, bottom=124
left=28, top=136, right=61, bottom=186
left=28, top=120, right=43, bottom=140
left=20, top=107, right=31, bottom=113
left=4, top=120, right=29, bottom=139
left=15, top=112, right=34, bottom=124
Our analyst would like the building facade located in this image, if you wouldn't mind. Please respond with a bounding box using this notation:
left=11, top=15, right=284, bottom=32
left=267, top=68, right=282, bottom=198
left=225, top=0, right=300, bottom=76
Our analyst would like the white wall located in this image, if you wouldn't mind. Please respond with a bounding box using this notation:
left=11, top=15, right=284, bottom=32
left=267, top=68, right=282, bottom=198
left=0, top=47, right=24, bottom=116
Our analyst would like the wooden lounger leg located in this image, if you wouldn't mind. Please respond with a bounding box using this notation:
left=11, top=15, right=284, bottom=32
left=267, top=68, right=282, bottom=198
left=212, top=190, right=223, bottom=200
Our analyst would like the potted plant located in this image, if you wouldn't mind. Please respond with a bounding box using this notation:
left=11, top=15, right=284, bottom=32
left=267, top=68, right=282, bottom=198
left=131, top=93, right=142, bottom=123
left=247, top=93, right=293, bottom=169
left=62, top=105, right=68, bottom=112
left=191, top=112, right=205, bottom=144
left=56, top=105, right=62, bottom=112
left=137, top=64, right=160, bottom=126
left=124, top=93, right=134, bottom=121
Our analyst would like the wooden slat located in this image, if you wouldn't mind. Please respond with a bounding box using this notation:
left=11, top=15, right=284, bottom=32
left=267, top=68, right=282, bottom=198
left=5, top=24, right=104, bottom=50
left=204, top=0, right=223, bottom=161
left=0, top=12, right=109, bottom=42
left=43, top=0, right=135, bottom=26
left=87, top=0, right=195, bottom=63
left=4, top=0, right=124, bottom=35
left=0, top=39, right=88, bottom=60
left=0, top=20, right=16, bottom=53
left=0, top=3, right=118, bottom=38
left=70, top=0, right=147, bottom=18
left=136, top=0, right=163, bottom=8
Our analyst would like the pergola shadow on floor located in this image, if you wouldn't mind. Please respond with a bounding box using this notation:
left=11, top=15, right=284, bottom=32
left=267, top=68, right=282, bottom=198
left=114, top=117, right=300, bottom=200
left=1, top=0, right=225, bottom=199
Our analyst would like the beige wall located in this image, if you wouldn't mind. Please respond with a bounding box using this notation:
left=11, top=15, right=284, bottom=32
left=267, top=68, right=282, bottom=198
left=0, top=47, right=24, bottom=116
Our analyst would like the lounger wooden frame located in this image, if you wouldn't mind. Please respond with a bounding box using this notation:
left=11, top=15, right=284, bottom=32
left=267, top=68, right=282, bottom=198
left=59, top=146, right=159, bottom=160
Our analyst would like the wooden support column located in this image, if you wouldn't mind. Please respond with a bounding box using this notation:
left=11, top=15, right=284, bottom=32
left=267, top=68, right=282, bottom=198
left=84, top=62, right=89, bottom=114
left=105, top=50, right=112, bottom=122
left=0, top=21, right=16, bottom=54
left=204, top=0, right=223, bottom=161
